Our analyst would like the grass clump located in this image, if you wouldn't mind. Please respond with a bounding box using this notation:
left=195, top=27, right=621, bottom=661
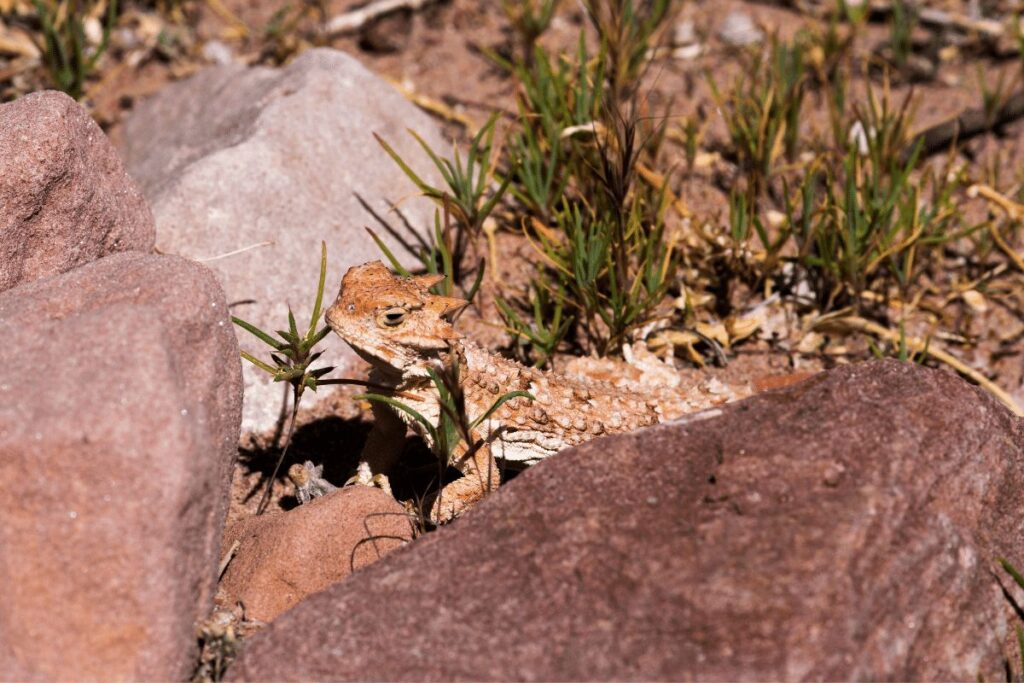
left=373, top=0, right=678, bottom=366
left=33, top=0, right=117, bottom=99
left=376, top=112, right=509, bottom=297
left=502, top=34, right=604, bottom=220
left=501, top=0, right=559, bottom=65
left=786, top=79, right=974, bottom=314
left=711, top=43, right=976, bottom=319
left=542, top=105, right=676, bottom=358
left=496, top=0, right=679, bottom=364
left=708, top=33, right=809, bottom=198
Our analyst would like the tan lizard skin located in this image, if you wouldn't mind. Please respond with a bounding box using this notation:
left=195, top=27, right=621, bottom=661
left=326, top=261, right=734, bottom=523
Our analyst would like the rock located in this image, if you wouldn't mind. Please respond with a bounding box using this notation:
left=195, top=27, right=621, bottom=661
left=228, top=360, right=1024, bottom=681
left=201, top=39, right=235, bottom=65
left=0, top=252, right=242, bottom=680
left=718, top=11, right=763, bottom=47
left=220, top=487, right=413, bottom=623
left=119, top=48, right=446, bottom=435
left=0, top=90, right=155, bottom=293
left=672, top=19, right=696, bottom=47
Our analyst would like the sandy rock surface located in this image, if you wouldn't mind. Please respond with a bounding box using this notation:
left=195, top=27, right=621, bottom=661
left=220, top=486, right=413, bottom=623
left=229, top=360, right=1024, bottom=681
left=0, top=252, right=242, bottom=680
left=0, top=91, right=154, bottom=293
left=119, top=47, right=445, bottom=435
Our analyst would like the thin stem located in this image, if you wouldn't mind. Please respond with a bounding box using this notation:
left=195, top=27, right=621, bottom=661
left=257, top=386, right=301, bottom=515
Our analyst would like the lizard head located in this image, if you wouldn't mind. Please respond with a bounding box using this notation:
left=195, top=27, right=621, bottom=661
left=325, top=261, right=468, bottom=378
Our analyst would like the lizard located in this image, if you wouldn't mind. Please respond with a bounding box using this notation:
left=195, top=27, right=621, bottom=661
left=325, top=260, right=736, bottom=523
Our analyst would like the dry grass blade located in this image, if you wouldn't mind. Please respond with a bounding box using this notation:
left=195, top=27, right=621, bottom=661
left=217, top=539, right=241, bottom=579
left=988, top=223, right=1024, bottom=275
left=387, top=78, right=477, bottom=132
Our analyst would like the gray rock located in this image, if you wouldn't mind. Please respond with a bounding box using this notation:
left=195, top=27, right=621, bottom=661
left=719, top=11, right=763, bottom=47
left=0, top=252, right=242, bottom=680
left=672, top=19, right=696, bottom=46
left=201, top=39, right=235, bottom=65
left=228, top=361, right=1024, bottom=681
left=120, top=48, right=446, bottom=434
left=0, top=90, right=154, bottom=293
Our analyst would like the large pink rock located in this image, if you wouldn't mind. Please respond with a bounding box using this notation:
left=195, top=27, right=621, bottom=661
left=0, top=252, right=242, bottom=680
left=119, top=48, right=444, bottom=434
left=229, top=361, right=1024, bottom=681
left=0, top=91, right=154, bottom=292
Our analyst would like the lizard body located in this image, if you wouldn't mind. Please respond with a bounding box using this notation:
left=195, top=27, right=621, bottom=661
left=325, top=261, right=726, bottom=522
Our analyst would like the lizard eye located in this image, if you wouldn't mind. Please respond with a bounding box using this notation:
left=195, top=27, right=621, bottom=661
left=378, top=307, right=407, bottom=327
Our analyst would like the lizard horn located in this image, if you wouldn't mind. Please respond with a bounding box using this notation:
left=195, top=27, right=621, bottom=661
left=413, top=273, right=446, bottom=289
left=436, top=296, right=469, bottom=316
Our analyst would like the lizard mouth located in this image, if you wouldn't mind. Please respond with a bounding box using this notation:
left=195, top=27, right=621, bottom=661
left=344, top=333, right=430, bottom=378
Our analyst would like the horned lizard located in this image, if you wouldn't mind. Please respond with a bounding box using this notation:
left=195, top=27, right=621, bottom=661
left=325, top=261, right=738, bottom=523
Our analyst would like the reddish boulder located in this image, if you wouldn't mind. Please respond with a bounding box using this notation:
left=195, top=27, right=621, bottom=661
left=220, top=487, right=414, bottom=623
left=0, top=252, right=242, bottom=680
left=0, top=91, right=154, bottom=292
left=229, top=360, right=1024, bottom=681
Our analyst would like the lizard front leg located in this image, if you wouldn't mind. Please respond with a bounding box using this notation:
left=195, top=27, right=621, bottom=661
left=429, top=439, right=500, bottom=524
left=352, top=401, right=406, bottom=496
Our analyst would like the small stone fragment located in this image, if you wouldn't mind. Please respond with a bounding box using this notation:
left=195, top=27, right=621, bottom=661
left=719, top=12, right=763, bottom=46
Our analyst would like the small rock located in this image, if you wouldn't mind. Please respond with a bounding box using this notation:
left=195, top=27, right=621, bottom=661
left=0, top=252, right=242, bottom=680
left=0, top=91, right=154, bottom=293
left=120, top=48, right=444, bottom=435
left=672, top=43, right=703, bottom=60
left=961, top=289, right=988, bottom=313
left=358, top=9, right=414, bottom=53
left=718, top=11, right=763, bottom=47
left=672, top=19, right=696, bottom=46
left=201, top=39, right=235, bottom=65
left=229, top=360, right=1024, bottom=681
left=822, top=461, right=846, bottom=487
left=219, top=486, right=413, bottom=623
